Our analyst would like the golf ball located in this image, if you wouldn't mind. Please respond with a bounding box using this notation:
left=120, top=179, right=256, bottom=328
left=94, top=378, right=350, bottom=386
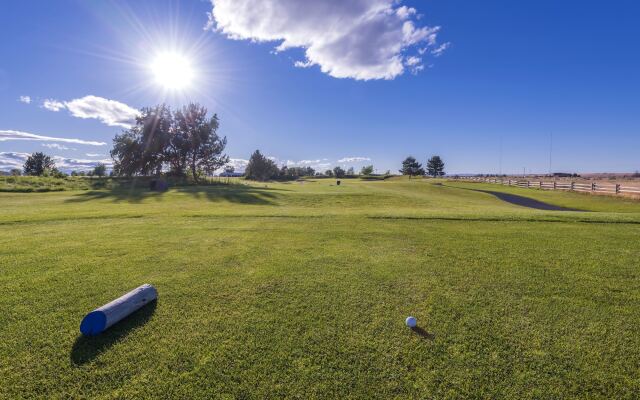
left=405, top=316, right=417, bottom=328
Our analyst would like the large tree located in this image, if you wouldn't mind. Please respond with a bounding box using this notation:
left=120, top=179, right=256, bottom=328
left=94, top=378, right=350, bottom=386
left=111, top=105, right=172, bottom=176
left=333, top=166, right=346, bottom=178
left=399, top=156, right=424, bottom=179
left=172, top=104, right=228, bottom=182
left=23, top=152, right=55, bottom=176
left=426, top=155, right=445, bottom=177
left=245, top=150, right=279, bottom=181
left=111, top=103, right=227, bottom=181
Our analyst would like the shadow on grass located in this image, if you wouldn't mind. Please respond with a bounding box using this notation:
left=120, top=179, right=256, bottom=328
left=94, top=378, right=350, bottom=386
left=65, top=183, right=285, bottom=205
left=70, top=301, right=157, bottom=366
left=411, top=326, right=435, bottom=340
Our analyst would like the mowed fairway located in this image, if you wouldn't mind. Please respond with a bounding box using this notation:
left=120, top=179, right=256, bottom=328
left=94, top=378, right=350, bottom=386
left=1, top=178, right=640, bottom=399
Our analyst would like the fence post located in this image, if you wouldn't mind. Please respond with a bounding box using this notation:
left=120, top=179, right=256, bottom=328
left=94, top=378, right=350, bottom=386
left=616, top=184, right=621, bottom=194
left=571, top=182, right=575, bottom=191
left=527, top=180, right=530, bottom=188
left=553, top=181, right=557, bottom=190
left=539, top=181, right=542, bottom=189
left=591, top=182, right=596, bottom=191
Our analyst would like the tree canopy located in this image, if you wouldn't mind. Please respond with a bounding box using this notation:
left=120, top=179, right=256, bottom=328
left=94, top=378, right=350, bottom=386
left=245, top=150, right=279, bottom=181
left=111, top=103, right=228, bottom=182
left=426, top=155, right=445, bottom=177
left=92, top=163, right=107, bottom=177
left=23, top=152, right=55, bottom=176
left=333, top=166, right=346, bottom=178
left=360, top=165, right=374, bottom=175
left=400, top=156, right=424, bottom=178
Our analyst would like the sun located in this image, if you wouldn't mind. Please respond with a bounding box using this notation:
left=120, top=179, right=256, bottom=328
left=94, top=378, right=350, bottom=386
left=150, top=52, right=195, bottom=90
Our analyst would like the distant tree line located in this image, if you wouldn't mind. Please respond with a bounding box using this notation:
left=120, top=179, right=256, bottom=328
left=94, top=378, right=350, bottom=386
left=244, top=150, right=318, bottom=181
left=15, top=104, right=448, bottom=183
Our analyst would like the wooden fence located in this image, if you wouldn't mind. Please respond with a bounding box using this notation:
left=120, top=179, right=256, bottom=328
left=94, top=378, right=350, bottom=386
left=456, top=177, right=640, bottom=197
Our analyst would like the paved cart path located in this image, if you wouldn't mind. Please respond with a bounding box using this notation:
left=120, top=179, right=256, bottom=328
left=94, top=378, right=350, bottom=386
left=442, top=184, right=583, bottom=211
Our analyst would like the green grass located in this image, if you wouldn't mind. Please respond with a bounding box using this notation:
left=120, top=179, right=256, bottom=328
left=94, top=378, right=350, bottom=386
left=0, top=175, right=242, bottom=193
left=1, top=177, right=639, bottom=398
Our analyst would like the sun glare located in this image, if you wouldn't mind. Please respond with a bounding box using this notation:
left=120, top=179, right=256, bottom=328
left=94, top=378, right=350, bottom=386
left=150, top=52, right=195, bottom=90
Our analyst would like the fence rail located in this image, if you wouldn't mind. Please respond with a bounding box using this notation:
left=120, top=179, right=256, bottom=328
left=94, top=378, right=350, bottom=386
left=456, top=177, right=640, bottom=197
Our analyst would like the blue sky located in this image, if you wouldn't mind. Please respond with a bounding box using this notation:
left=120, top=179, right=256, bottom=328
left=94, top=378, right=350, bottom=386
left=1, top=0, right=639, bottom=174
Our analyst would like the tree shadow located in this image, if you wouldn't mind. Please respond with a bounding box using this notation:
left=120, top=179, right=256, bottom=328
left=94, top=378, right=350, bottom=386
left=411, top=326, right=435, bottom=340
left=65, top=183, right=287, bottom=205
left=65, top=188, right=166, bottom=204
left=172, top=184, right=283, bottom=205
left=70, top=300, right=157, bottom=366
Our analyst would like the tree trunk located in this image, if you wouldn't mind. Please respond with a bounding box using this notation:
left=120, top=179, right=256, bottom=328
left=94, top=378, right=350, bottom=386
left=191, top=154, right=198, bottom=183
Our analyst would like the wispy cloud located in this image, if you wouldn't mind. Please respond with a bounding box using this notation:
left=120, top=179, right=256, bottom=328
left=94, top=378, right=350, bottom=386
left=19, top=95, right=31, bottom=104
left=431, top=42, right=450, bottom=57
left=207, top=0, right=447, bottom=80
left=85, top=153, right=105, bottom=157
left=284, top=158, right=331, bottom=170
left=40, top=95, right=139, bottom=128
left=42, top=143, right=75, bottom=150
left=0, top=152, right=30, bottom=170
left=0, top=130, right=106, bottom=146
left=0, top=152, right=112, bottom=172
left=338, top=156, right=371, bottom=163
left=53, top=156, right=112, bottom=172
left=42, top=99, right=65, bottom=111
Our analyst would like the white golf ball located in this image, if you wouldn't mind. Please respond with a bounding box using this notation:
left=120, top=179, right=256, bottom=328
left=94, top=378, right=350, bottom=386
left=405, top=316, right=417, bottom=328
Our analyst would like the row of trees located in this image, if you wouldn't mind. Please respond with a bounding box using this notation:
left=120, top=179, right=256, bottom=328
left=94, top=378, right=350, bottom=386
left=244, top=150, right=382, bottom=181
left=18, top=152, right=107, bottom=177
left=16, top=103, right=445, bottom=182
left=111, top=103, right=228, bottom=182
left=400, top=156, right=445, bottom=178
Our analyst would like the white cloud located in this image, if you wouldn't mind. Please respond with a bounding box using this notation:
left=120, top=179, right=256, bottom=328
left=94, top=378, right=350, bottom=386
left=396, top=6, right=416, bottom=20
left=42, top=99, right=65, bottom=111
left=0, top=152, right=112, bottom=173
left=19, top=96, right=31, bottom=104
left=286, top=159, right=323, bottom=166
left=64, top=96, right=139, bottom=128
left=338, top=156, right=371, bottom=163
left=0, top=130, right=106, bottom=146
left=0, top=152, right=30, bottom=170
left=42, top=143, right=75, bottom=151
left=52, top=156, right=112, bottom=172
left=225, top=158, right=249, bottom=172
left=40, top=95, right=140, bottom=128
left=431, top=42, right=450, bottom=57
left=405, top=56, right=421, bottom=66
left=207, top=0, right=447, bottom=80
left=85, top=153, right=105, bottom=157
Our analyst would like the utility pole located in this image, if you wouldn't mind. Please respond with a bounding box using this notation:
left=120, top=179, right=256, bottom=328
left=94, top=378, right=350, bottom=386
left=499, top=136, right=503, bottom=176
left=549, top=131, right=553, bottom=177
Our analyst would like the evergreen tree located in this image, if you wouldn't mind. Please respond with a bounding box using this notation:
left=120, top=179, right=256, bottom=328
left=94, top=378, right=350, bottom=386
left=399, top=156, right=424, bottom=179
left=245, top=150, right=279, bottom=181
left=426, top=155, right=445, bottom=177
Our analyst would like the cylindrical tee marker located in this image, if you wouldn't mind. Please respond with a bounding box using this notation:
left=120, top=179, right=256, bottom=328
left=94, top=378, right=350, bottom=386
left=80, top=284, right=157, bottom=336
